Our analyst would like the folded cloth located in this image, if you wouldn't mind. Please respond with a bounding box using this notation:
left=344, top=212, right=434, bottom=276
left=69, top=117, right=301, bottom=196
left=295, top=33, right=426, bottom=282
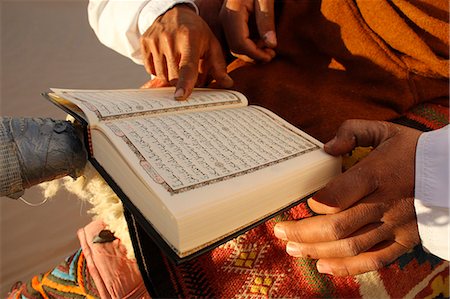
left=7, top=220, right=149, bottom=299
left=77, top=220, right=150, bottom=299
left=228, top=0, right=449, bottom=142
left=8, top=249, right=100, bottom=298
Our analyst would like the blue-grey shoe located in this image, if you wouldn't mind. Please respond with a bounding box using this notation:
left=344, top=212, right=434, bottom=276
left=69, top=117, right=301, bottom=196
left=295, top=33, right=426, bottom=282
left=0, top=117, right=87, bottom=199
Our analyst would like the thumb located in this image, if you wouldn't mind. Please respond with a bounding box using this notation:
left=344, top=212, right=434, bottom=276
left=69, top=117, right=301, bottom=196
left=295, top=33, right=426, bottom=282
left=324, top=120, right=392, bottom=156
left=255, top=0, right=276, bottom=48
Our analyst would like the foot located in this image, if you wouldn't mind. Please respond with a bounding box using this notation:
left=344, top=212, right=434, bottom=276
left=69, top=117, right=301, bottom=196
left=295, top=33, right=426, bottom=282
left=0, top=117, right=87, bottom=199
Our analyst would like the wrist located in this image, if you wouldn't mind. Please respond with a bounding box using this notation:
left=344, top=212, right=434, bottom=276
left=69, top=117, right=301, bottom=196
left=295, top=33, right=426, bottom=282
left=138, top=0, right=199, bottom=35
left=172, top=3, right=198, bottom=13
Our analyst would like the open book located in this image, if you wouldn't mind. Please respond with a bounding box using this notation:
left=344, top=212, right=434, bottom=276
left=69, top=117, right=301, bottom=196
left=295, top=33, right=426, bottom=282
left=45, top=88, right=341, bottom=262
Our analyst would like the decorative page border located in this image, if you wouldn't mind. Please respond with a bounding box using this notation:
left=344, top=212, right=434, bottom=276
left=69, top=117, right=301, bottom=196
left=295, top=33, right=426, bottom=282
left=105, top=108, right=320, bottom=195
left=60, top=90, right=242, bottom=122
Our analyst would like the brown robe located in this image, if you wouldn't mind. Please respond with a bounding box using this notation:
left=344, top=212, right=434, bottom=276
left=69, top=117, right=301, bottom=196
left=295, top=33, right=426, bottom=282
left=227, top=0, right=449, bottom=141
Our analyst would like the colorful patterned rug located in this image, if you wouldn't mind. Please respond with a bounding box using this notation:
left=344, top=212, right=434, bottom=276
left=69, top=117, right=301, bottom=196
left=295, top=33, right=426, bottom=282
left=8, top=249, right=100, bottom=299
left=131, top=206, right=449, bottom=298
left=8, top=102, right=449, bottom=298
left=131, top=102, right=449, bottom=298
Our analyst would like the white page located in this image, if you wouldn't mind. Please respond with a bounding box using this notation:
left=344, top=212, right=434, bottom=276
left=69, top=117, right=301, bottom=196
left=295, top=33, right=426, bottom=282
left=102, top=106, right=320, bottom=194
left=51, top=88, right=246, bottom=121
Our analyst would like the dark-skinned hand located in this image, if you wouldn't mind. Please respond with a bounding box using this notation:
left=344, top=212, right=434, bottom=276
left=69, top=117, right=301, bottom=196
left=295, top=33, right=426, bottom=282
left=220, top=0, right=277, bottom=63
left=274, top=120, right=422, bottom=276
left=140, top=4, right=233, bottom=100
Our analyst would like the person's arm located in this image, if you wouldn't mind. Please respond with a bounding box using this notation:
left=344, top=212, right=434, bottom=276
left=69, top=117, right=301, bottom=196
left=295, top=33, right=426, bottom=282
left=414, top=126, right=449, bottom=260
left=88, top=0, right=232, bottom=101
left=87, top=0, right=198, bottom=65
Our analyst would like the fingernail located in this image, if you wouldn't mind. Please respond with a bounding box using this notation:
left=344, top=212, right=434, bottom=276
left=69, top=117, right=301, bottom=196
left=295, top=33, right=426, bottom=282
left=286, top=241, right=302, bottom=256
left=274, top=224, right=287, bottom=240
left=316, top=262, right=332, bottom=275
left=263, top=31, right=277, bottom=48
left=174, top=88, right=185, bottom=101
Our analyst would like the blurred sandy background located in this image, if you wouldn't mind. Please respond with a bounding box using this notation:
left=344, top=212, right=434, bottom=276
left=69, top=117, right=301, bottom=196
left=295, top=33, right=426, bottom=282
left=1, top=1, right=148, bottom=296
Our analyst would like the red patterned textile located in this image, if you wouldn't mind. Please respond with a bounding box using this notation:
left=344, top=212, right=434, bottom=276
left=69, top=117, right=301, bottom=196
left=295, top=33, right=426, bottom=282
left=403, top=103, right=449, bottom=131
left=134, top=202, right=449, bottom=298
left=131, top=102, right=449, bottom=298
left=8, top=249, right=101, bottom=299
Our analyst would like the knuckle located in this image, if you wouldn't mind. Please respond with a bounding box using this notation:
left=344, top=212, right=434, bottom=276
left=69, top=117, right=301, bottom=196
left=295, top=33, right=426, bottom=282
left=143, top=39, right=159, bottom=56
left=326, top=220, right=346, bottom=240
left=355, top=166, right=380, bottom=193
left=366, top=169, right=380, bottom=190
left=177, top=25, right=192, bottom=38
left=343, top=239, right=361, bottom=257
left=141, top=35, right=156, bottom=45
left=332, top=265, right=351, bottom=277
left=231, top=42, right=249, bottom=54
left=340, top=119, right=358, bottom=131
left=140, top=38, right=148, bottom=51
left=365, top=256, right=385, bottom=271
left=160, top=31, right=172, bottom=44
left=285, top=223, right=305, bottom=243
left=179, top=61, right=197, bottom=73
left=379, top=121, right=393, bottom=134
left=289, top=230, right=305, bottom=243
left=149, top=37, right=158, bottom=48
left=366, top=202, right=384, bottom=220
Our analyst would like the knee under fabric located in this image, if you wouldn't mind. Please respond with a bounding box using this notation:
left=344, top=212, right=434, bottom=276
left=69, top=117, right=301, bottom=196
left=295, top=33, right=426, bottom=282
left=0, top=117, right=87, bottom=199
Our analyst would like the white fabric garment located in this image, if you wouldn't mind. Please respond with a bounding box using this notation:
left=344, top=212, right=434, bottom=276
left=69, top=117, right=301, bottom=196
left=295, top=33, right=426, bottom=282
left=87, top=0, right=198, bottom=64
left=414, top=125, right=449, bottom=260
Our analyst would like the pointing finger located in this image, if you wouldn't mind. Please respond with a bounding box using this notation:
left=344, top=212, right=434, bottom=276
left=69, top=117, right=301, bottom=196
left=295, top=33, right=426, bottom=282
left=175, top=48, right=200, bottom=101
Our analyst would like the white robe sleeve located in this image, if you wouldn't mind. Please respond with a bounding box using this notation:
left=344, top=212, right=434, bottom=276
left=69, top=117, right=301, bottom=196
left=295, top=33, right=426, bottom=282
left=414, top=125, right=449, bottom=260
left=87, top=0, right=198, bottom=65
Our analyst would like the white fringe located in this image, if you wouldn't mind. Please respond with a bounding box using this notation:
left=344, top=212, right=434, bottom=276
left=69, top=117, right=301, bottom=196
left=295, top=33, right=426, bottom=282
left=39, top=163, right=135, bottom=260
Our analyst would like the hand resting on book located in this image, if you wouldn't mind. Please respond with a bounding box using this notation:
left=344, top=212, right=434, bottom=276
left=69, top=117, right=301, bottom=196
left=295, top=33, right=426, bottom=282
left=274, top=120, right=422, bottom=276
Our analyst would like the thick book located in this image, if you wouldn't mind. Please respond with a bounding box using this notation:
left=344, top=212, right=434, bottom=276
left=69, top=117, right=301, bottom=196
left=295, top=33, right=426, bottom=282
left=44, top=87, right=341, bottom=263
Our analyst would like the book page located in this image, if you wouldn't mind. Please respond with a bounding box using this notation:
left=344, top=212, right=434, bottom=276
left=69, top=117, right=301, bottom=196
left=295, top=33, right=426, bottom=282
left=51, top=88, right=246, bottom=121
left=101, top=106, right=320, bottom=194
